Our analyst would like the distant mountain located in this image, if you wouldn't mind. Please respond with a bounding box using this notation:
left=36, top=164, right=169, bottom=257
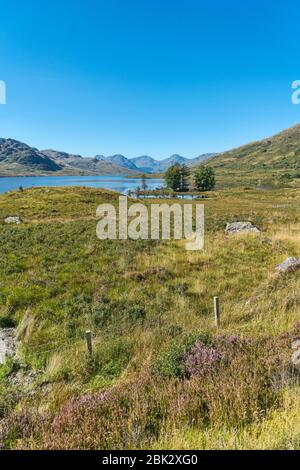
left=106, top=154, right=139, bottom=171
left=42, top=149, right=83, bottom=160
left=42, top=150, right=215, bottom=174
left=191, top=153, right=216, bottom=164
left=0, top=139, right=62, bottom=174
left=0, top=137, right=215, bottom=177
left=0, top=140, right=138, bottom=176
left=130, top=153, right=215, bottom=173
left=93, top=155, right=106, bottom=161
left=157, top=154, right=187, bottom=171
left=42, top=149, right=138, bottom=176
left=130, top=155, right=159, bottom=173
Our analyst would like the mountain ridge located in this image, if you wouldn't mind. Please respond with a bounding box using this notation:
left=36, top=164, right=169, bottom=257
left=0, top=137, right=215, bottom=176
left=0, top=139, right=62, bottom=174
left=2, top=124, right=299, bottom=180
left=0, top=139, right=138, bottom=177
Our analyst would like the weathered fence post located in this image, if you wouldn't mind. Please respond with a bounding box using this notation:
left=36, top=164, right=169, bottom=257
left=85, top=330, right=93, bottom=358
left=214, top=296, right=220, bottom=327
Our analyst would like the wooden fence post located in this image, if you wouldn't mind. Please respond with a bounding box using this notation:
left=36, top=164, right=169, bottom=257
left=214, top=296, right=220, bottom=327
left=85, top=330, right=93, bottom=358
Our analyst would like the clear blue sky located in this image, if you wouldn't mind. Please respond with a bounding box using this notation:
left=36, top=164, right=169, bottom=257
left=0, top=0, right=299, bottom=159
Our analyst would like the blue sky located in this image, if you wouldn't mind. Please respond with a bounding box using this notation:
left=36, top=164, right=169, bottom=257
left=0, top=0, right=299, bottom=159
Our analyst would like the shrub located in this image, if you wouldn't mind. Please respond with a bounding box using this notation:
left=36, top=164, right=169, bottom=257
left=0, top=409, right=45, bottom=449
left=168, top=350, right=279, bottom=428
left=40, top=374, right=171, bottom=449
left=153, top=332, right=212, bottom=378
left=183, top=341, right=223, bottom=377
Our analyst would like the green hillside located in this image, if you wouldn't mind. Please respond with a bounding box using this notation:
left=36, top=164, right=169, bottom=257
left=206, top=125, right=300, bottom=188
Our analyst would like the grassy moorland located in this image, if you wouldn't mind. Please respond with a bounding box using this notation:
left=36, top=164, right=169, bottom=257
left=0, top=185, right=300, bottom=449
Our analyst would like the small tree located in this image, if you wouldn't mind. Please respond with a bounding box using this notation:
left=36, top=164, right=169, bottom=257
left=165, top=164, right=181, bottom=191
left=179, top=164, right=190, bottom=192
left=135, top=185, right=141, bottom=198
left=165, top=164, right=190, bottom=192
left=194, top=166, right=215, bottom=191
left=141, top=174, right=148, bottom=196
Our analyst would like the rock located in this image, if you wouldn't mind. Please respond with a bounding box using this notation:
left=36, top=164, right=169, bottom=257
left=225, top=221, right=260, bottom=234
left=7, top=367, right=40, bottom=392
left=4, top=216, right=22, bottom=224
left=0, top=328, right=16, bottom=364
left=275, top=257, right=300, bottom=273
left=292, top=339, right=300, bottom=350
left=292, top=349, right=300, bottom=367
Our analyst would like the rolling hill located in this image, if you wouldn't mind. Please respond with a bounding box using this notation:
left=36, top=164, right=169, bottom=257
left=204, top=124, right=300, bottom=187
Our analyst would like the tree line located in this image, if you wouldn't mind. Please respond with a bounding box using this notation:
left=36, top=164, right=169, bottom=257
left=164, top=163, right=215, bottom=192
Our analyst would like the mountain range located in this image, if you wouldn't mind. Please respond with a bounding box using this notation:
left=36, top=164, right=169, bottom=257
left=1, top=125, right=300, bottom=182
left=0, top=138, right=215, bottom=176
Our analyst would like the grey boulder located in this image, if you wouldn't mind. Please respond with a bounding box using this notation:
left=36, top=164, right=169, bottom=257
left=4, top=216, right=22, bottom=224
left=225, top=221, right=260, bottom=234
left=0, top=328, right=16, bottom=364
left=275, top=257, right=300, bottom=273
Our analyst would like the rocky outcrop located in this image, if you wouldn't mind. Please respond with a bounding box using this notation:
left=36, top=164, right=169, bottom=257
left=276, top=257, right=300, bottom=273
left=291, top=340, right=300, bottom=367
left=0, top=328, right=16, bottom=364
left=225, top=221, right=261, bottom=234
left=4, top=216, right=22, bottom=224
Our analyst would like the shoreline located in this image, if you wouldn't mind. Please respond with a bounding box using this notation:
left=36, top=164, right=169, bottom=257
left=0, top=172, right=161, bottom=179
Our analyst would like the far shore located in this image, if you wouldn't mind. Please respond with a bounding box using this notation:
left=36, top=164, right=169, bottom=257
left=0, top=172, right=162, bottom=178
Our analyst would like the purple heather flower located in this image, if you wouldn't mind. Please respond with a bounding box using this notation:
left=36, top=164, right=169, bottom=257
left=183, top=341, right=224, bottom=377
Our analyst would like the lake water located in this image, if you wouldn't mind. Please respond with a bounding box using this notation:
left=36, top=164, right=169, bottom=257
left=0, top=175, right=164, bottom=195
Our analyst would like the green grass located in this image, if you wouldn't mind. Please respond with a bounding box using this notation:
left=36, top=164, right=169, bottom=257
left=0, top=185, right=300, bottom=449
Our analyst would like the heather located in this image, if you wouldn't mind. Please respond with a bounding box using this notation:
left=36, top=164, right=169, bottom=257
left=0, top=332, right=295, bottom=449
left=0, top=186, right=300, bottom=449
